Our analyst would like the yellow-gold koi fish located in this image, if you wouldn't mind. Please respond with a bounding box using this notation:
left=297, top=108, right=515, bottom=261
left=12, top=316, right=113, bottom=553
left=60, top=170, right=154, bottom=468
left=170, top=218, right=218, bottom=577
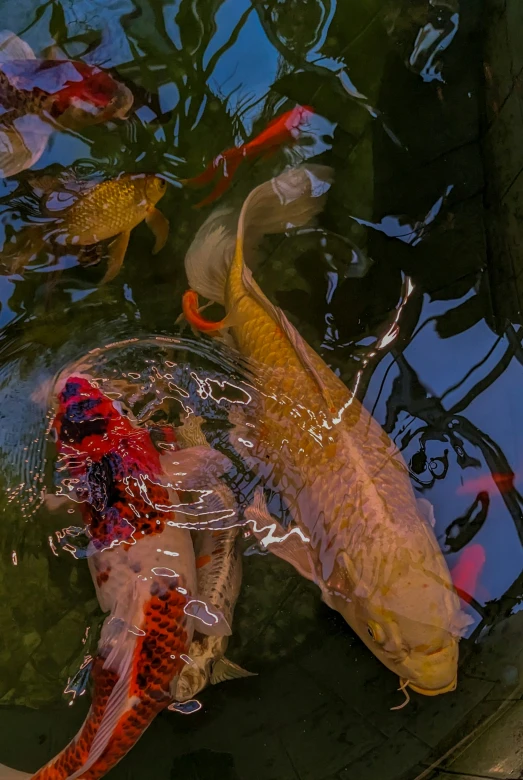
left=3, top=173, right=169, bottom=282
left=182, top=165, right=472, bottom=702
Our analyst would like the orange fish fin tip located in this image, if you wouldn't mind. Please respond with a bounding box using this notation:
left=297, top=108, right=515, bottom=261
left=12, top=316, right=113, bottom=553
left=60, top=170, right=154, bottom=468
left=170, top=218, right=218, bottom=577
left=101, top=229, right=130, bottom=284
left=0, top=30, right=36, bottom=61
left=146, top=207, right=169, bottom=254
left=210, top=657, right=256, bottom=685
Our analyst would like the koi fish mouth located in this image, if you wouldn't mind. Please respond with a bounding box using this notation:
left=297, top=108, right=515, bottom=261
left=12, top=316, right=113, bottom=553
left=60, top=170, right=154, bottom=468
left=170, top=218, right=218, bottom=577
left=405, top=677, right=458, bottom=696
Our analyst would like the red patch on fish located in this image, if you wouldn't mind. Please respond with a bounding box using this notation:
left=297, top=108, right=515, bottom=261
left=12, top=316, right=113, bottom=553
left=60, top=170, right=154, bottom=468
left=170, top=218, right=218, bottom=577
left=457, top=471, right=515, bottom=496
left=1, top=58, right=129, bottom=118
left=450, top=544, right=487, bottom=604
left=183, top=105, right=314, bottom=207
left=196, top=554, right=212, bottom=569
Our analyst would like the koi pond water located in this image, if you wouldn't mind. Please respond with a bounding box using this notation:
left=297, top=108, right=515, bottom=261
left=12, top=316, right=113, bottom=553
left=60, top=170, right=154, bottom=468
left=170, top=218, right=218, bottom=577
left=0, top=1, right=523, bottom=779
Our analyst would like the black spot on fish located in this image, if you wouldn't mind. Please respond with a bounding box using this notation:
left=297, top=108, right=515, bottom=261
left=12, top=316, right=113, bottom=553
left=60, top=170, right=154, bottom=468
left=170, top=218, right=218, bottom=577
left=130, top=561, right=141, bottom=573
left=61, top=399, right=107, bottom=443
left=151, top=582, right=160, bottom=596
left=61, top=381, right=82, bottom=402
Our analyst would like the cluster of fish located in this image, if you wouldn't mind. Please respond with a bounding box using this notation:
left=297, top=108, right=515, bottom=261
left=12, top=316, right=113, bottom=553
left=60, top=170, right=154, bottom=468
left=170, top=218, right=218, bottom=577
left=0, top=27, right=479, bottom=780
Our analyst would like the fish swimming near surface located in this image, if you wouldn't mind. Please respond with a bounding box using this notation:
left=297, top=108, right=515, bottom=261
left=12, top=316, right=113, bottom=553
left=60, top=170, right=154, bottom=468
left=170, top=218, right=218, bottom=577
left=182, top=164, right=472, bottom=702
left=450, top=544, right=488, bottom=606
left=0, top=374, right=232, bottom=779
left=172, top=414, right=255, bottom=703
left=0, top=31, right=133, bottom=178
left=182, top=105, right=314, bottom=208
left=2, top=173, right=169, bottom=281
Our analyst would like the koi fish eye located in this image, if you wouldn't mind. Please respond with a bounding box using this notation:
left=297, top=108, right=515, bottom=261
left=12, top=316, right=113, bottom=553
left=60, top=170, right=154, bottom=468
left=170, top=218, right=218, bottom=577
left=367, top=621, right=386, bottom=644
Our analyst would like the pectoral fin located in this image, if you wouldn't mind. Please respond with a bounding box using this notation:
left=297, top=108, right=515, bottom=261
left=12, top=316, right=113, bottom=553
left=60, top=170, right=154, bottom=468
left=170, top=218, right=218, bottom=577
left=210, top=657, right=257, bottom=685
left=244, top=488, right=316, bottom=583
left=101, top=230, right=130, bottom=284
left=146, top=208, right=169, bottom=254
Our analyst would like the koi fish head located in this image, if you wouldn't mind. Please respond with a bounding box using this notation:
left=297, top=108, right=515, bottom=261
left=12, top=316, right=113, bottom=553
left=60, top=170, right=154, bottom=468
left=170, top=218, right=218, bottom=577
left=53, top=373, right=134, bottom=449
left=326, top=522, right=472, bottom=699
left=53, top=62, right=134, bottom=125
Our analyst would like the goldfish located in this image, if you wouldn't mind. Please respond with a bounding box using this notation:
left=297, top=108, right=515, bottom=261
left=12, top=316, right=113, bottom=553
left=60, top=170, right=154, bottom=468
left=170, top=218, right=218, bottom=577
left=182, top=105, right=313, bottom=208
left=182, top=164, right=472, bottom=701
left=3, top=173, right=169, bottom=282
left=173, top=414, right=254, bottom=702
left=450, top=544, right=487, bottom=605
left=0, top=374, right=231, bottom=780
left=0, top=31, right=133, bottom=178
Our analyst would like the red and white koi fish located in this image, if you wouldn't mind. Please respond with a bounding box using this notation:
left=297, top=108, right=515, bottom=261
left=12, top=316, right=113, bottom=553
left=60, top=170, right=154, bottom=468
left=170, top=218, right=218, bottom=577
left=0, top=375, right=230, bottom=779
left=0, top=31, right=133, bottom=178
left=182, top=105, right=314, bottom=207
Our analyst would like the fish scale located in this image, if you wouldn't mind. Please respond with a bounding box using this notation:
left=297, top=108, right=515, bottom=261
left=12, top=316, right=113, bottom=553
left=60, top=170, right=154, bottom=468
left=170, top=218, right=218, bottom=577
left=60, top=176, right=157, bottom=245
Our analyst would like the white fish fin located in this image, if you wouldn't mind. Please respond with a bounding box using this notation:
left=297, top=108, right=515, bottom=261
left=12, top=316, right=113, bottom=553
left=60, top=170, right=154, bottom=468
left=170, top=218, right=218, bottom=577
left=244, top=488, right=316, bottom=583
left=0, top=30, right=36, bottom=61
left=184, top=598, right=231, bottom=636
left=236, top=164, right=333, bottom=250
left=184, top=206, right=238, bottom=304
left=0, top=764, right=31, bottom=779
left=210, top=657, right=257, bottom=685
left=417, top=497, right=436, bottom=528
left=160, top=444, right=234, bottom=484
left=0, top=115, right=51, bottom=178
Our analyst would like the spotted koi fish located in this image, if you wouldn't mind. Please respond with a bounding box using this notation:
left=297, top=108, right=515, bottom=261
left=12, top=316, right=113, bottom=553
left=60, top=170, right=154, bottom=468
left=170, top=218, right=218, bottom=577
left=0, top=374, right=230, bottom=779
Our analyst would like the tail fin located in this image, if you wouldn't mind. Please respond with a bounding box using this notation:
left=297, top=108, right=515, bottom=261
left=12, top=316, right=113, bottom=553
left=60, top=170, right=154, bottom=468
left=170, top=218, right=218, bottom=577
left=0, top=763, right=31, bottom=779
left=184, top=164, right=333, bottom=304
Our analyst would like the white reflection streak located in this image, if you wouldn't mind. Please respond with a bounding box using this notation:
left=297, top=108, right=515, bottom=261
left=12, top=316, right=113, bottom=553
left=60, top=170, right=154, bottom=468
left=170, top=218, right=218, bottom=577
left=246, top=515, right=310, bottom=549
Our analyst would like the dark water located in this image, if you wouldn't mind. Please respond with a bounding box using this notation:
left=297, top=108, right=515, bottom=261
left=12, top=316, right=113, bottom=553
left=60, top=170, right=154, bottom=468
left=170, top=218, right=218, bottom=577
left=0, top=1, right=522, bottom=779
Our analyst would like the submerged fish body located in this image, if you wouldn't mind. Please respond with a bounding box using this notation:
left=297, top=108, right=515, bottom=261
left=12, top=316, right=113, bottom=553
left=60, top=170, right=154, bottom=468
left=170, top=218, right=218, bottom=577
left=3, top=173, right=169, bottom=281
left=0, top=31, right=133, bottom=178
left=183, top=165, right=472, bottom=698
left=174, top=416, right=254, bottom=701
left=0, top=375, right=230, bottom=780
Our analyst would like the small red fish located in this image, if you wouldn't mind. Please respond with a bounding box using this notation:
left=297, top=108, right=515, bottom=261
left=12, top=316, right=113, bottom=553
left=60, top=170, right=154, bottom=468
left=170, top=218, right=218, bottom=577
left=450, top=544, right=487, bottom=605
left=457, top=471, right=515, bottom=496
left=0, top=375, right=230, bottom=780
left=183, top=104, right=314, bottom=207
